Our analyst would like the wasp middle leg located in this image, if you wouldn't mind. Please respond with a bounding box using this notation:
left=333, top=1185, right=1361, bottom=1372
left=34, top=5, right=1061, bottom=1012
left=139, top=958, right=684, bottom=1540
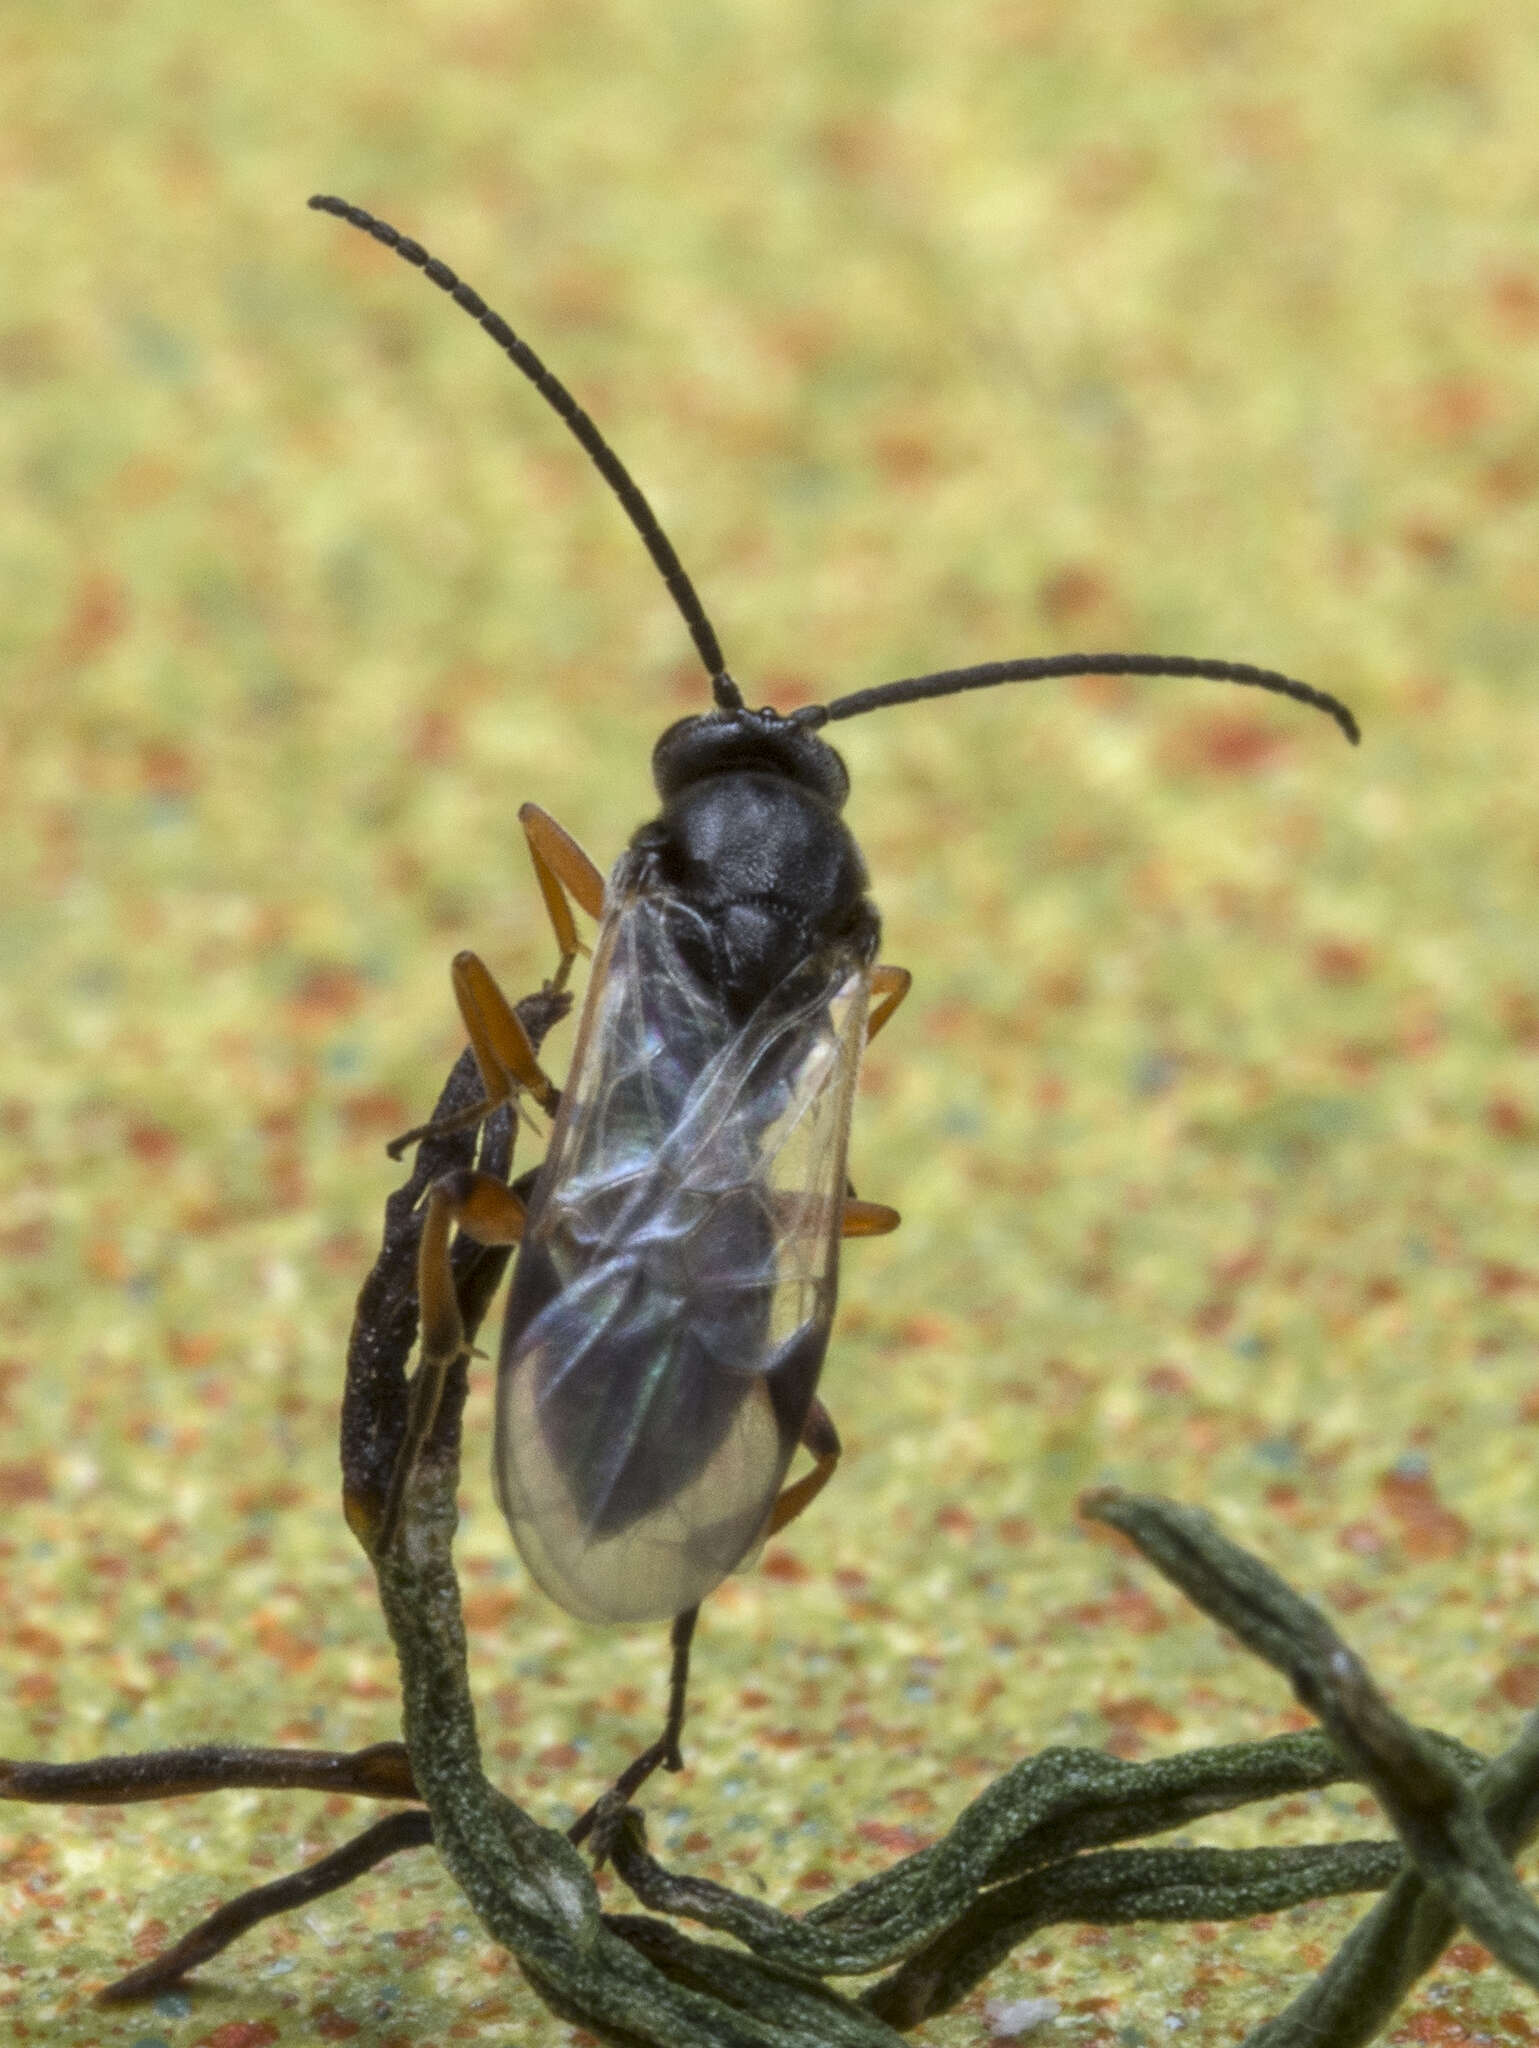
left=387, top=947, right=563, bottom=1159
left=866, top=961, right=911, bottom=1043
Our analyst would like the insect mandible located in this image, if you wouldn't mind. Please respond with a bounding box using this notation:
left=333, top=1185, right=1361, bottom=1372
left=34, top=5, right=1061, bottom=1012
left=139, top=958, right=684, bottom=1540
left=310, top=194, right=1359, bottom=1836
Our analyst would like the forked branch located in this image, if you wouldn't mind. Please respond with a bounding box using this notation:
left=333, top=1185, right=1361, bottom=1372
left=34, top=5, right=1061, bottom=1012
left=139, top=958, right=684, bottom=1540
left=6, top=1002, right=1538, bottom=2042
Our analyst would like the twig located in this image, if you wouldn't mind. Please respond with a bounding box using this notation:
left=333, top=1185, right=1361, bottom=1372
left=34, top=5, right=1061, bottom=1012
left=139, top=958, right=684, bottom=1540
left=1084, top=1489, right=1539, bottom=2044
left=97, top=1809, right=434, bottom=2003
left=9, top=1002, right=1534, bottom=2044
left=0, top=1741, right=415, bottom=1805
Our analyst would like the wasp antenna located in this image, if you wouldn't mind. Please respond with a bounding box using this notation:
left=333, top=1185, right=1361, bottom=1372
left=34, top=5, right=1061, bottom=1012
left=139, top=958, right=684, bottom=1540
left=820, top=652, right=1360, bottom=745
left=712, top=673, right=745, bottom=711
left=308, top=194, right=729, bottom=693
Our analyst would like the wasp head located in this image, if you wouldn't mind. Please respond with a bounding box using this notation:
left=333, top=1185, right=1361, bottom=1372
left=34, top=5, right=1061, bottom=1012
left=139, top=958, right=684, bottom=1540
left=651, top=697, right=850, bottom=810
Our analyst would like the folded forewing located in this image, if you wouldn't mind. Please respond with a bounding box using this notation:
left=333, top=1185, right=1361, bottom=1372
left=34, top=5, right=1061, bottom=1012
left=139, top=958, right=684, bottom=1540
left=494, top=883, right=871, bottom=1622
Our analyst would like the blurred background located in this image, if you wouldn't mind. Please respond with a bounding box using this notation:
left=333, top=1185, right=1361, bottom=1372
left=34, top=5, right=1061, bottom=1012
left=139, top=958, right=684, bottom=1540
left=4, top=2, right=1539, bottom=2040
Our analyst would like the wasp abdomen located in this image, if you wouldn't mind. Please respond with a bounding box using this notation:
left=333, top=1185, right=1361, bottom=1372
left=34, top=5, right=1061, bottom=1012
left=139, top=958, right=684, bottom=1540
left=494, top=887, right=871, bottom=1624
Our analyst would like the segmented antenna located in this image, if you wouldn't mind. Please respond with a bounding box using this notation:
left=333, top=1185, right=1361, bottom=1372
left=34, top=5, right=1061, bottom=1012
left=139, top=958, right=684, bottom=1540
left=311, top=197, right=1357, bottom=749
left=799, top=651, right=1360, bottom=745
left=309, top=194, right=736, bottom=705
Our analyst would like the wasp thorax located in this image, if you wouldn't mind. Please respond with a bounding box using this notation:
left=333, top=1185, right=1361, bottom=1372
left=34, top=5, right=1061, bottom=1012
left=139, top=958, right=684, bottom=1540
left=650, top=705, right=850, bottom=808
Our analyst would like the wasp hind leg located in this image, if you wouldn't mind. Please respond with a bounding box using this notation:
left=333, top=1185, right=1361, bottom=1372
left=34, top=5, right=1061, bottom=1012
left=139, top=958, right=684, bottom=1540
left=568, top=1605, right=700, bottom=1853
left=567, top=1401, right=843, bottom=1855
left=764, top=1395, right=842, bottom=1538
left=372, top=1168, right=529, bottom=1555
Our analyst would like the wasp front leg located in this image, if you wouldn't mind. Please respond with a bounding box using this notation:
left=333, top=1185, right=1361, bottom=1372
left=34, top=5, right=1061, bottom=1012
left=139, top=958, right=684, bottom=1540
left=519, top=801, right=606, bottom=992
left=375, top=1166, right=529, bottom=1553
left=387, top=812, right=601, bottom=1162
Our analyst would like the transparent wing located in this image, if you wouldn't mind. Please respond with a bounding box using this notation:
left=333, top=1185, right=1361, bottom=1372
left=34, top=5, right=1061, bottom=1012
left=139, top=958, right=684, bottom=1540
left=494, top=884, right=871, bottom=1624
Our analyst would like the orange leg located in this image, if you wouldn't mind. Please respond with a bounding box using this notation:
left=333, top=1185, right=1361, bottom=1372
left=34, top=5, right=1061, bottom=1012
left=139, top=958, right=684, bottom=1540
left=765, top=1397, right=842, bottom=1539
left=826, top=965, right=910, bottom=1239
left=387, top=950, right=562, bottom=1158
left=375, top=1168, right=528, bottom=1552
left=519, top=802, right=606, bottom=991
left=767, top=1194, right=901, bottom=1236
left=867, top=963, right=911, bottom=1044
left=843, top=1197, right=901, bottom=1236
left=449, top=950, right=563, bottom=1116
left=389, top=807, right=602, bottom=1161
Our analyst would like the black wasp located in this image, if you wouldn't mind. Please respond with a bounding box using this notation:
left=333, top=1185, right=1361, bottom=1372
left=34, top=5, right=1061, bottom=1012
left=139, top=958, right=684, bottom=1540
left=311, top=194, right=1358, bottom=1836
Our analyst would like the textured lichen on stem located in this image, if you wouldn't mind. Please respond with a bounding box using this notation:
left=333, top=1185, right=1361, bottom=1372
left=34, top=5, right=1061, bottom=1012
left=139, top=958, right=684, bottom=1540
left=1083, top=1488, right=1539, bottom=2046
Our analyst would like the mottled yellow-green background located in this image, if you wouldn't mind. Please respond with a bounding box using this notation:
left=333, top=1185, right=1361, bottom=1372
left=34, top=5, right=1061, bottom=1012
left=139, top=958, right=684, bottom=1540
left=4, top=2, right=1539, bottom=2042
